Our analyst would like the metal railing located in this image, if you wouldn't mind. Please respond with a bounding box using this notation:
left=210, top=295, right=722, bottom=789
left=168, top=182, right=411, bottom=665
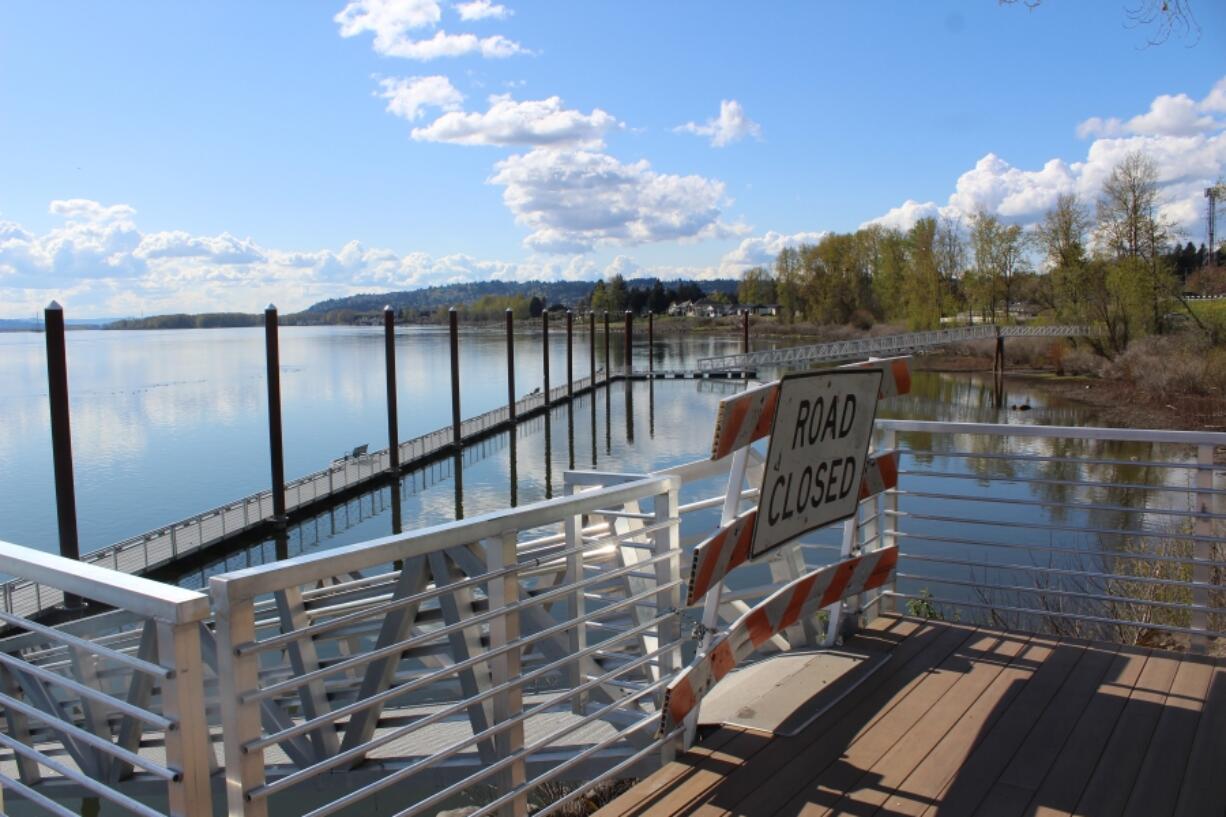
left=697, top=324, right=1096, bottom=371
left=0, top=542, right=214, bottom=817
left=209, top=474, right=684, bottom=817
left=874, top=420, right=1226, bottom=653
left=0, top=372, right=607, bottom=620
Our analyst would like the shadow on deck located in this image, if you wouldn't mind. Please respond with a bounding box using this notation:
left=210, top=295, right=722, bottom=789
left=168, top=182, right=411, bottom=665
left=596, top=614, right=1226, bottom=817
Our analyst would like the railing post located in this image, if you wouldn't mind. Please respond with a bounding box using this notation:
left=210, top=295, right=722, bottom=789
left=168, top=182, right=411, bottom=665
left=264, top=305, right=287, bottom=525
left=506, top=309, right=516, bottom=425
left=563, top=480, right=586, bottom=714
left=486, top=530, right=527, bottom=817
left=43, top=301, right=83, bottom=610
left=450, top=308, right=462, bottom=448
left=158, top=618, right=214, bottom=817
left=624, top=310, right=633, bottom=376
left=1193, top=444, right=1213, bottom=653
left=542, top=310, right=550, bottom=407
left=653, top=479, right=682, bottom=761
left=881, top=427, right=899, bottom=614
left=384, top=306, right=400, bottom=473
left=566, top=310, right=574, bottom=401
left=212, top=588, right=269, bottom=817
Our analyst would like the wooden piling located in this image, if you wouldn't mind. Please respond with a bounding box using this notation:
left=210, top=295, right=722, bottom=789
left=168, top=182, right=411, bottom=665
left=450, top=308, right=462, bottom=447
left=603, top=311, right=610, bottom=383
left=742, top=309, right=749, bottom=354
left=624, top=310, right=633, bottom=375
left=43, top=301, right=82, bottom=608
left=264, top=305, right=287, bottom=525
left=542, top=310, right=550, bottom=407
left=383, top=306, right=399, bottom=472
left=566, top=310, right=574, bottom=400
left=648, top=312, right=654, bottom=374
left=505, top=309, right=516, bottom=425
left=589, top=312, right=596, bottom=385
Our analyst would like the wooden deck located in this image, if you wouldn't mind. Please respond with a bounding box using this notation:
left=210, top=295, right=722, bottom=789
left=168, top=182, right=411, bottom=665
left=596, top=614, right=1226, bottom=817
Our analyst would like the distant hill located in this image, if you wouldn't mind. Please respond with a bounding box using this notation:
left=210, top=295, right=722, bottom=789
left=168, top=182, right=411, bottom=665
left=305, top=278, right=740, bottom=315
left=0, top=317, right=121, bottom=331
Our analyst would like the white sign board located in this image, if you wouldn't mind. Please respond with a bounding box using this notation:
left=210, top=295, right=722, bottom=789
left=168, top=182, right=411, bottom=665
left=750, top=369, right=882, bottom=559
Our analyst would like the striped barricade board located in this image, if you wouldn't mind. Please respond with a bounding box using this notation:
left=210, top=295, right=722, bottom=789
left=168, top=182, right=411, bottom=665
left=686, top=450, right=899, bottom=605
left=661, top=544, right=899, bottom=736
left=709, top=357, right=911, bottom=461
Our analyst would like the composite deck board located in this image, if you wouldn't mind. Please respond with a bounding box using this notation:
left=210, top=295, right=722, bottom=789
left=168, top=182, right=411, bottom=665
left=685, top=621, right=977, bottom=817
left=1172, top=663, right=1226, bottom=817
left=596, top=616, right=1224, bottom=817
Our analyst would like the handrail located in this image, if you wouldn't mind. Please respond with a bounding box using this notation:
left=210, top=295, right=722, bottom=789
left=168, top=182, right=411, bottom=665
left=210, top=474, right=679, bottom=600
left=0, top=540, right=210, bottom=624
left=876, top=419, right=1226, bottom=446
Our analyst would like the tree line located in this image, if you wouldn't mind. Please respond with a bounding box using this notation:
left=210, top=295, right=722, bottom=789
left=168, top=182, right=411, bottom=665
left=746, top=151, right=1223, bottom=355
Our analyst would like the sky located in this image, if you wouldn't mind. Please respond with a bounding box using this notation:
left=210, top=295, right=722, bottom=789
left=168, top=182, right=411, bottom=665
left=1, top=1, right=1224, bottom=318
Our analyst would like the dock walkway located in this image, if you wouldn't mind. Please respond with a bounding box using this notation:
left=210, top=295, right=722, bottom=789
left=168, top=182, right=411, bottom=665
left=597, top=614, right=1225, bottom=817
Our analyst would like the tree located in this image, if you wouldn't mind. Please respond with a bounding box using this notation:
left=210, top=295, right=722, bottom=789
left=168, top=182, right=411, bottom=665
left=999, top=0, right=1201, bottom=46
left=607, top=274, right=628, bottom=313
left=970, top=211, right=1028, bottom=321
left=904, top=218, right=943, bottom=329
left=647, top=280, right=669, bottom=313
left=528, top=296, right=545, bottom=318
left=774, top=247, right=803, bottom=323
left=737, top=266, right=776, bottom=306
left=934, top=216, right=967, bottom=317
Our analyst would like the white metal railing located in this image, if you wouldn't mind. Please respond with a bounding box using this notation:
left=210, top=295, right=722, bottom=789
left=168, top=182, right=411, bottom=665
left=208, top=474, right=683, bottom=817
left=0, top=372, right=609, bottom=620
left=0, top=542, right=214, bottom=817
left=875, top=420, right=1226, bottom=653
left=697, top=324, right=1096, bottom=371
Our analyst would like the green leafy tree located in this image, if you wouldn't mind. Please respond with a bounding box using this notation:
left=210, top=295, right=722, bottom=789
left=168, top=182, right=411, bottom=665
left=737, top=266, right=777, bottom=305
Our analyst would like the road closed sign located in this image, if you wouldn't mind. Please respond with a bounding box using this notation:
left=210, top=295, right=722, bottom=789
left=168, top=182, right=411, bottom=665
left=750, top=369, right=882, bottom=559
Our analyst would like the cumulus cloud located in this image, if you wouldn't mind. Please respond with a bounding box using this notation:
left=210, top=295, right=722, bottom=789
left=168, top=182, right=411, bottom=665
left=488, top=148, right=743, bottom=253
left=0, top=198, right=669, bottom=317
left=334, top=0, right=527, bottom=60
left=378, top=75, right=464, bottom=121
left=411, top=94, right=618, bottom=147
left=455, top=0, right=510, bottom=20
left=719, top=230, right=827, bottom=274
left=675, top=100, right=762, bottom=147
left=868, top=78, right=1226, bottom=235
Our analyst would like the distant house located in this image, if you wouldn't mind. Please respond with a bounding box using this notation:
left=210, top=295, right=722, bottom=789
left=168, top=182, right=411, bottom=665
left=745, top=304, right=780, bottom=317
left=667, top=300, right=693, bottom=316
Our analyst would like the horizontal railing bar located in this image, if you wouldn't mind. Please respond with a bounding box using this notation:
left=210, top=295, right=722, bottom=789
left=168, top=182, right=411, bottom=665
left=876, top=419, right=1226, bottom=446
left=246, top=590, right=679, bottom=751
left=898, top=447, right=1211, bottom=473
left=893, top=488, right=1223, bottom=521
left=883, top=591, right=1226, bottom=640
left=245, top=550, right=679, bottom=702
left=266, top=636, right=676, bottom=811
left=0, top=612, right=169, bottom=679
left=0, top=769, right=79, bottom=817
left=593, top=509, right=655, bottom=520
left=211, top=476, right=679, bottom=600
left=529, top=727, right=684, bottom=817
left=898, top=552, right=1221, bottom=592
left=893, top=530, right=1226, bottom=570
left=895, top=572, right=1226, bottom=615
left=242, top=518, right=674, bottom=656
left=887, top=509, right=1226, bottom=546
left=0, top=691, right=176, bottom=781
left=0, top=733, right=166, bottom=817
left=0, top=652, right=172, bottom=730
left=896, top=467, right=1226, bottom=496
left=461, top=709, right=665, bottom=817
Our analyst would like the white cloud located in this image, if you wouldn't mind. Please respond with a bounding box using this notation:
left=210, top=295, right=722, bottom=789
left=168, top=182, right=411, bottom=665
left=0, top=198, right=685, bottom=318
left=455, top=0, right=510, bottom=21
left=1077, top=82, right=1224, bottom=139
left=1203, top=77, right=1226, bottom=114
left=378, top=75, right=464, bottom=121
left=334, top=0, right=527, bottom=60
left=488, top=148, right=744, bottom=253
left=869, top=78, right=1226, bottom=237
left=719, top=230, right=827, bottom=274
left=411, top=94, right=618, bottom=147
left=675, top=100, right=762, bottom=148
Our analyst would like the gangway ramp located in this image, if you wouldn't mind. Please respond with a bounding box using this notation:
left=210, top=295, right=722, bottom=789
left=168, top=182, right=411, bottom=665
left=698, top=324, right=1095, bottom=373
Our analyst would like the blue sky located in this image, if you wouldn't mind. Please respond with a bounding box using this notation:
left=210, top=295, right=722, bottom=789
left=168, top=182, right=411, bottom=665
left=1, top=1, right=1224, bottom=317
